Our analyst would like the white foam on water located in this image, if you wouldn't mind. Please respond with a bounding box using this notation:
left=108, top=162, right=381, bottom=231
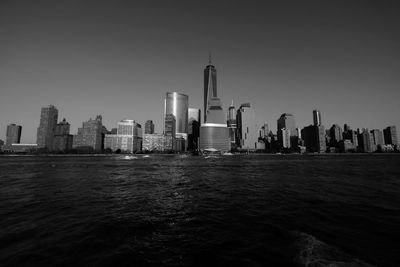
left=294, top=232, right=375, bottom=267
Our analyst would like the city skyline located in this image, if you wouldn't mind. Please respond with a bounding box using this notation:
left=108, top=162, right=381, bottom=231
left=1, top=1, right=400, bottom=143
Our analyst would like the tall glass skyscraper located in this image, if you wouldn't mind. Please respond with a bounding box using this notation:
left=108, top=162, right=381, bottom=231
left=199, top=57, right=230, bottom=152
left=204, top=56, right=217, bottom=123
left=164, top=92, right=189, bottom=150
left=37, top=105, right=58, bottom=149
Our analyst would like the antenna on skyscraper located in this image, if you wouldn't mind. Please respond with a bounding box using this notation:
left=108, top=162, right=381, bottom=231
left=208, top=51, right=212, bottom=65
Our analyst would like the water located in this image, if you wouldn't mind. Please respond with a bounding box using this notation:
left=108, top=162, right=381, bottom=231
left=0, top=154, right=399, bottom=266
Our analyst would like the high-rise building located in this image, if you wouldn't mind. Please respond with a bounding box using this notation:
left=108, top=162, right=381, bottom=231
left=236, top=103, right=258, bottom=150
left=53, top=118, right=73, bottom=152
left=6, top=124, right=22, bottom=146
left=73, top=115, right=103, bottom=151
left=383, top=126, right=398, bottom=146
left=164, top=114, right=176, bottom=151
left=188, top=108, right=201, bottom=151
left=279, top=128, right=291, bottom=149
left=145, top=120, right=155, bottom=134
left=104, top=119, right=142, bottom=153
left=164, top=92, right=188, bottom=150
left=204, top=55, right=217, bottom=123
left=199, top=58, right=230, bottom=152
left=302, top=125, right=326, bottom=153
left=313, top=109, right=322, bottom=126
left=343, top=124, right=358, bottom=147
left=227, top=101, right=237, bottom=148
left=37, top=105, right=58, bottom=149
left=358, top=128, right=374, bottom=153
left=277, top=113, right=298, bottom=149
left=370, top=129, right=384, bottom=149
left=329, top=124, right=343, bottom=147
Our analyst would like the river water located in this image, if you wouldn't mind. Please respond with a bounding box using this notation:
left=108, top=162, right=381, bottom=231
left=0, top=154, right=399, bottom=266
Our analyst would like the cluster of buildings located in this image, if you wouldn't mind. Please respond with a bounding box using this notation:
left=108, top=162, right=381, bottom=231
left=0, top=58, right=399, bottom=154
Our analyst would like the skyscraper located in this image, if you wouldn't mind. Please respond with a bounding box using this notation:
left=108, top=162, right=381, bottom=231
left=370, top=129, right=384, bottom=149
left=236, top=103, right=258, bottom=150
left=145, top=120, right=155, bottom=134
left=73, top=115, right=103, bottom=151
left=53, top=118, right=73, bottom=152
left=6, top=124, right=22, bottom=146
left=204, top=55, right=217, bottom=123
left=329, top=124, right=343, bottom=147
left=199, top=58, right=230, bottom=152
left=188, top=108, right=201, bottom=151
left=383, top=126, right=398, bottom=146
left=302, top=125, right=326, bottom=153
left=164, top=114, right=176, bottom=151
left=164, top=92, right=189, bottom=150
left=37, top=105, right=58, bottom=149
left=277, top=113, right=298, bottom=149
left=227, top=101, right=237, bottom=148
left=313, top=109, right=322, bottom=126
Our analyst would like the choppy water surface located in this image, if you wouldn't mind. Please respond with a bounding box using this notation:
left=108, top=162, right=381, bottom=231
left=0, top=154, right=399, bottom=266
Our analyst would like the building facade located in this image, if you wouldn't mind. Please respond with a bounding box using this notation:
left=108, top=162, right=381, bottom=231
left=164, top=92, right=188, bottom=150
left=383, top=126, right=398, bottom=146
left=329, top=124, right=343, bottom=147
left=104, top=119, right=142, bottom=153
left=53, top=118, right=73, bottom=152
left=236, top=103, right=258, bottom=150
left=188, top=108, right=201, bottom=151
left=73, top=115, right=103, bottom=151
left=302, top=125, right=326, bottom=153
left=6, top=124, right=22, bottom=146
left=37, top=105, right=58, bottom=149
left=227, top=102, right=237, bottom=148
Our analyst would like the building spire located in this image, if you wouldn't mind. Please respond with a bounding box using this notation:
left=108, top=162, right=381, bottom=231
left=208, top=51, right=212, bottom=65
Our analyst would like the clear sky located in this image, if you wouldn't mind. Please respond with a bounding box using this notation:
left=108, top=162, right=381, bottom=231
left=1, top=0, right=399, bottom=143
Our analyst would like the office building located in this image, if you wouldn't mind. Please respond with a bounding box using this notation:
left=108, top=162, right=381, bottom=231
left=227, top=102, right=237, bottom=148
left=302, top=125, right=326, bottom=153
left=204, top=55, right=217, bottom=123
left=104, top=119, right=142, bottom=153
left=199, top=58, right=230, bottom=152
left=188, top=108, right=201, bottom=151
left=164, top=114, right=176, bottom=151
left=358, top=128, right=374, bottom=153
left=37, top=105, right=58, bottom=149
left=52, top=118, right=73, bottom=152
left=145, top=120, right=155, bottom=134
left=370, top=129, right=384, bottom=149
left=6, top=124, right=22, bottom=146
left=73, top=115, right=103, bottom=151
left=236, top=103, right=258, bottom=150
left=383, top=126, right=398, bottom=146
left=279, top=128, right=291, bottom=149
left=329, top=124, right=343, bottom=147
left=277, top=113, right=298, bottom=149
left=343, top=124, right=358, bottom=147
left=313, top=109, right=322, bottom=126
left=164, top=92, right=188, bottom=150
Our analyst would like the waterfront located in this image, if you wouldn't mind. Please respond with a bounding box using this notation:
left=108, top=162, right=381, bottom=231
left=0, top=154, right=399, bottom=266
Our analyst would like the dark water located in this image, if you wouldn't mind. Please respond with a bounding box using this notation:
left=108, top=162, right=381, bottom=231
left=1, top=154, right=399, bottom=266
